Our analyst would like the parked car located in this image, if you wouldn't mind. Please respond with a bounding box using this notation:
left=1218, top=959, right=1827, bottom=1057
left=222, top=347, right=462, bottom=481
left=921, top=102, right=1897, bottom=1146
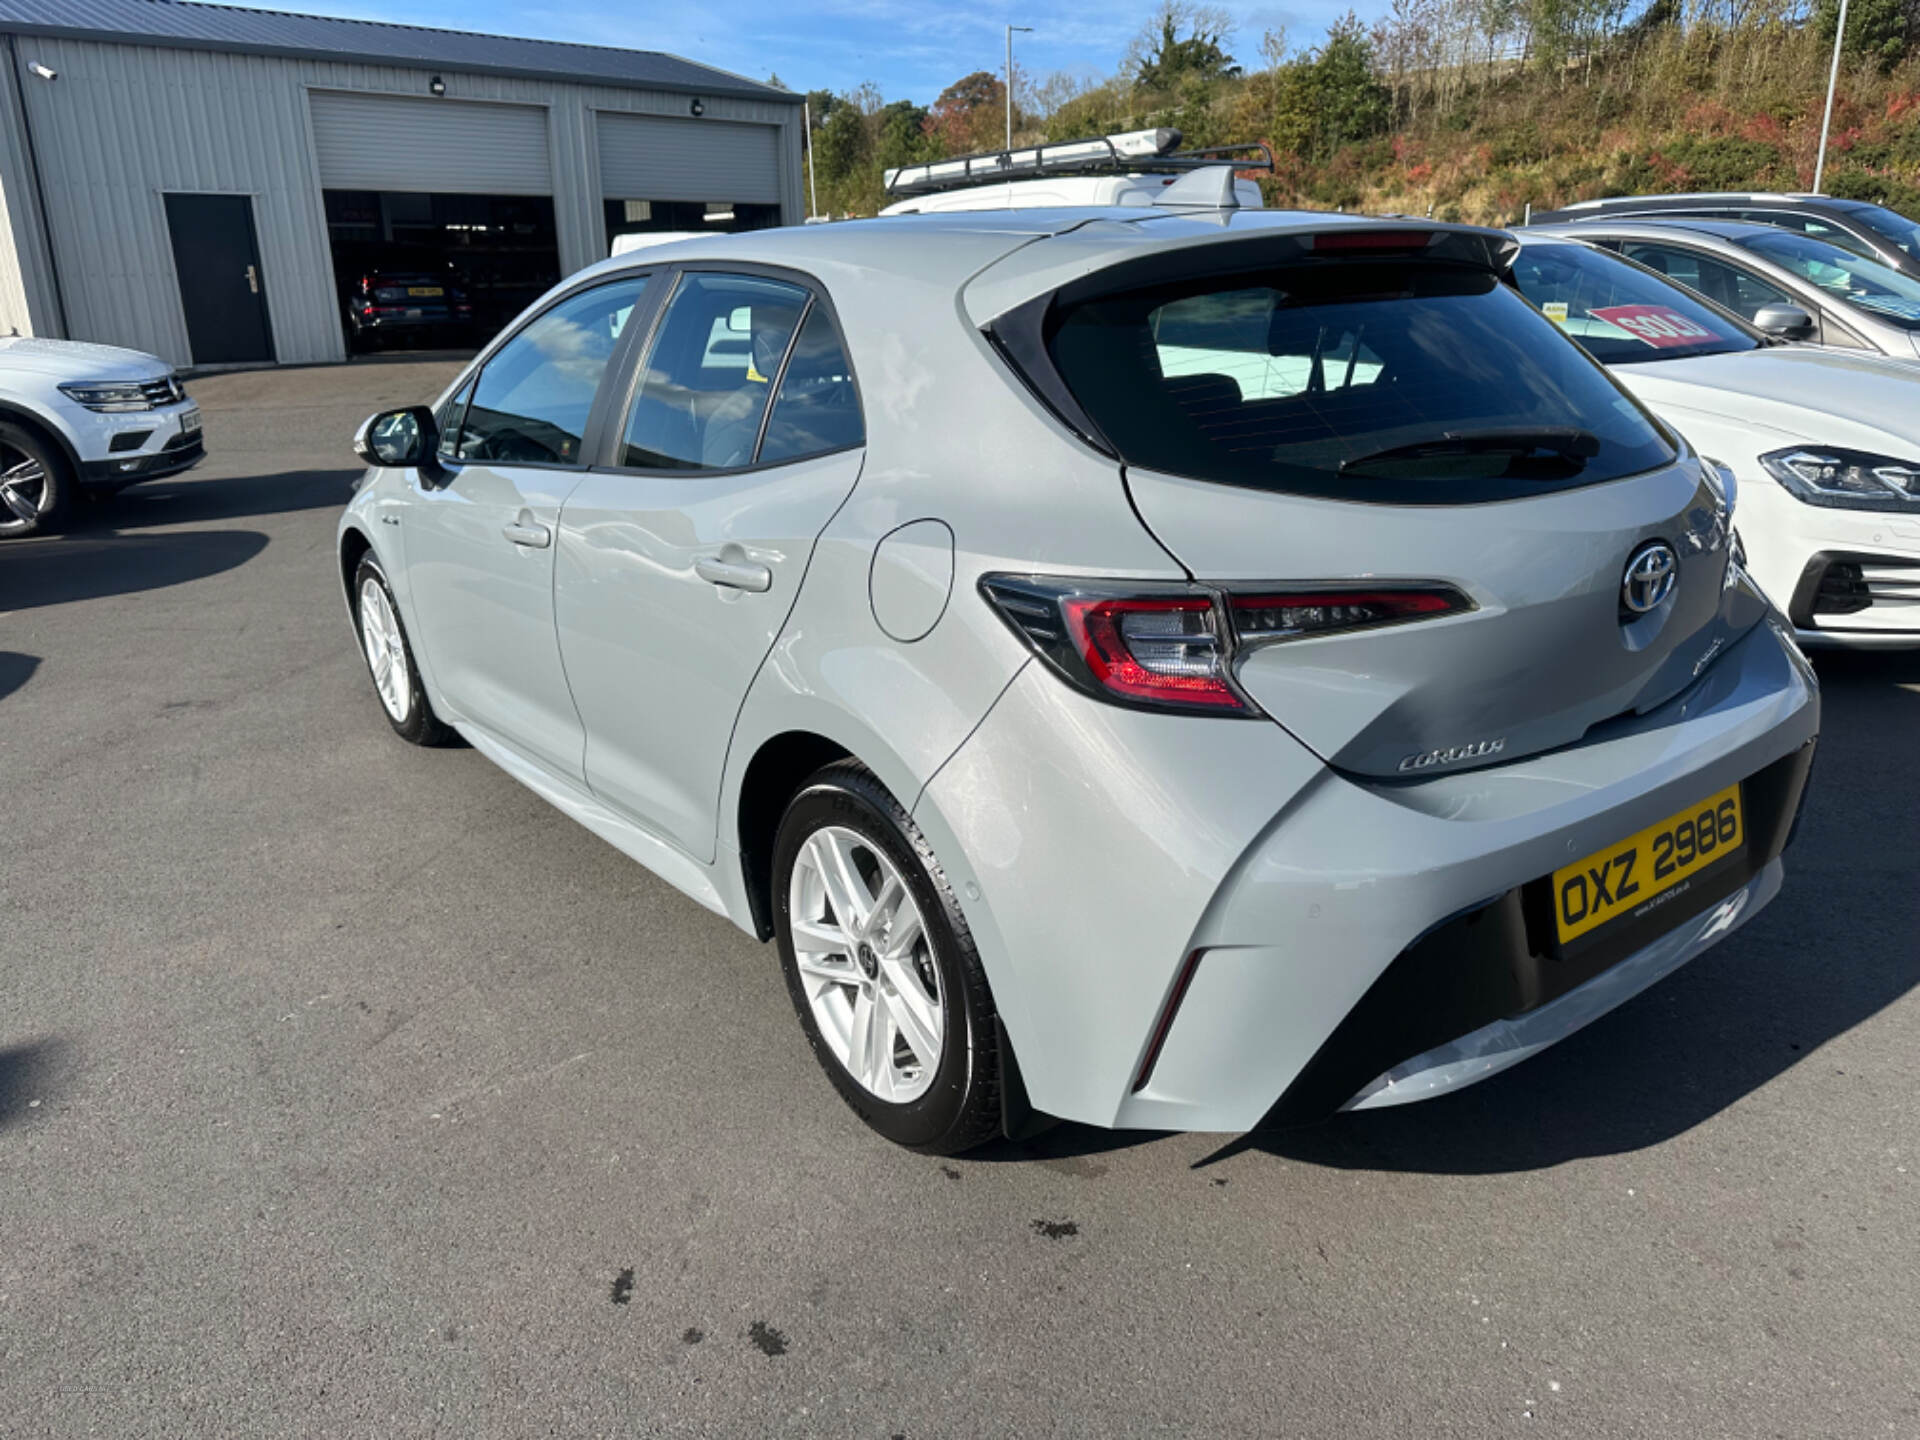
left=1510, top=234, right=1920, bottom=647
left=0, top=336, right=204, bottom=538
left=1531, top=191, right=1920, bottom=280
left=1530, top=217, right=1920, bottom=357
left=338, top=193, right=1818, bottom=1151
left=341, top=264, right=476, bottom=352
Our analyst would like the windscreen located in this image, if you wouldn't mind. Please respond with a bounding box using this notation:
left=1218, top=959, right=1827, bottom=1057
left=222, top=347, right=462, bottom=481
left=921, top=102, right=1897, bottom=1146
left=1738, top=229, right=1920, bottom=327
left=1048, top=263, right=1676, bottom=503
left=1510, top=242, right=1756, bottom=364
left=1838, top=202, right=1920, bottom=260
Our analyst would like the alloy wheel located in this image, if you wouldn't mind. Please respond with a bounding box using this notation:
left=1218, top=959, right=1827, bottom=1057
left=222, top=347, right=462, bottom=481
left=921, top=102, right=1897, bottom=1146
left=0, top=448, right=48, bottom=525
left=787, top=825, right=944, bottom=1103
left=358, top=576, right=413, bottom=723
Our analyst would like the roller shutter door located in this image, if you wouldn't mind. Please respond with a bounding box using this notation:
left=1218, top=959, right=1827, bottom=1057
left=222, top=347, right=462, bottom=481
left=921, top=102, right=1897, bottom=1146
left=597, top=113, right=781, bottom=204
left=310, top=92, right=552, bottom=194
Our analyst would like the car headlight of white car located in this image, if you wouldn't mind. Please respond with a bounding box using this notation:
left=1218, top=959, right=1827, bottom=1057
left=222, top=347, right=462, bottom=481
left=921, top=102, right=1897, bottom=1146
left=56, top=380, right=160, bottom=413
left=1760, top=446, right=1920, bottom=512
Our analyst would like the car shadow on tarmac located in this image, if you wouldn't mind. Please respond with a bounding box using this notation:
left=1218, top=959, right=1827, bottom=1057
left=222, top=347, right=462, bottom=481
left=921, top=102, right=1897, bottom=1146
left=0, top=1038, right=70, bottom=1131
left=0, top=528, right=269, bottom=611
left=0, top=651, right=39, bottom=703
left=94, top=466, right=358, bottom=531
left=991, top=652, right=1920, bottom=1176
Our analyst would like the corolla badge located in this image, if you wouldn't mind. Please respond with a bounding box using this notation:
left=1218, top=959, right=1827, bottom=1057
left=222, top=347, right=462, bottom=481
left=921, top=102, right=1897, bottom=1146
left=1398, top=737, right=1506, bottom=772
left=1622, top=541, right=1678, bottom=615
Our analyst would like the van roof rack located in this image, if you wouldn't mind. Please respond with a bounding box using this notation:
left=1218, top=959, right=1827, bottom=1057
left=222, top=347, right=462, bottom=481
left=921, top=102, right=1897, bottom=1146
left=882, top=128, right=1274, bottom=198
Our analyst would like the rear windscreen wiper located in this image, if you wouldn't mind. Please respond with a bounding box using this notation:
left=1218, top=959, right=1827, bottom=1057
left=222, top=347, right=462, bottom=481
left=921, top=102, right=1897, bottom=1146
left=1339, top=427, right=1602, bottom=474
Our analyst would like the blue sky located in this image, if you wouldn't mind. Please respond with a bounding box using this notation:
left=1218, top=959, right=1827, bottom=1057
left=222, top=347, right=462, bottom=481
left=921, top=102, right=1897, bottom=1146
left=228, top=0, right=1373, bottom=104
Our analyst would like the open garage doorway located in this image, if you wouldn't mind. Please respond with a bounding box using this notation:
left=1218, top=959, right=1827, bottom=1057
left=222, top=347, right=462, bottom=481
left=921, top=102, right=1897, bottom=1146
left=325, top=190, right=560, bottom=355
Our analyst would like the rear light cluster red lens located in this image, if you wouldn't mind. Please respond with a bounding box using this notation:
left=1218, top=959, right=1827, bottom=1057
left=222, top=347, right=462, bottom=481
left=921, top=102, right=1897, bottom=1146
left=982, top=576, right=1471, bottom=716
left=1061, top=595, right=1240, bottom=710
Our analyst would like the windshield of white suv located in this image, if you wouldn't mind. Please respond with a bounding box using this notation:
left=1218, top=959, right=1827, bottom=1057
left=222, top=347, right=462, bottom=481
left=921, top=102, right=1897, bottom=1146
left=1840, top=202, right=1920, bottom=260
left=1738, top=229, right=1920, bottom=326
left=1047, top=262, right=1676, bottom=504
left=1509, top=242, right=1757, bottom=365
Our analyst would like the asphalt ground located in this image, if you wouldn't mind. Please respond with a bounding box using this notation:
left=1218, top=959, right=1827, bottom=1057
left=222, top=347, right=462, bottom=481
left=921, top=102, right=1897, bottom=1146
left=2, top=357, right=1917, bottom=1438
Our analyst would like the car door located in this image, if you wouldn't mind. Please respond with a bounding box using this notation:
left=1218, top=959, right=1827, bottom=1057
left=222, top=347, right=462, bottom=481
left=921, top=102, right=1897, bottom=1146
left=554, top=267, right=867, bottom=861
left=400, top=274, right=651, bottom=782
left=1611, top=238, right=1856, bottom=341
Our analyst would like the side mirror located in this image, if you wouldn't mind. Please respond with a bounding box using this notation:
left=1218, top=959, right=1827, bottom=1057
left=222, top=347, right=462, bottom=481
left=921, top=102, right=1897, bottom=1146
left=353, top=405, right=446, bottom=477
left=1751, top=303, right=1816, bottom=341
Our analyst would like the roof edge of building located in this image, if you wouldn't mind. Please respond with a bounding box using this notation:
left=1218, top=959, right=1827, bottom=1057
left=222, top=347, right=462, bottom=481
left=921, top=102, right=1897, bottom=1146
left=0, top=15, right=803, bottom=104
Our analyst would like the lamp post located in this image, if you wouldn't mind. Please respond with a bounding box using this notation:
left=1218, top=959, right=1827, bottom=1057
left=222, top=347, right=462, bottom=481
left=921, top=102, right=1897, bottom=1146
left=1814, top=0, right=1851, bottom=194
left=1006, top=24, right=1033, bottom=150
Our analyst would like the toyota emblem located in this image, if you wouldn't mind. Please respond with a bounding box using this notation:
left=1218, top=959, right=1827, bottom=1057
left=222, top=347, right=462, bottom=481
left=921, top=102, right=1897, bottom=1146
left=1622, top=541, right=1678, bottom=615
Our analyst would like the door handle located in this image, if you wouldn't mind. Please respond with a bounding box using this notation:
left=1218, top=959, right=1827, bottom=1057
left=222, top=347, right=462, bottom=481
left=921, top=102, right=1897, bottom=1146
left=245, top=264, right=259, bottom=294
left=694, top=554, right=772, bottom=592
left=502, top=519, right=551, bottom=548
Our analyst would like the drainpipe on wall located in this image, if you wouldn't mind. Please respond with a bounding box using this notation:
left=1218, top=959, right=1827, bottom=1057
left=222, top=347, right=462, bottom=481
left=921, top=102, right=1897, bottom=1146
left=4, top=34, right=71, bottom=338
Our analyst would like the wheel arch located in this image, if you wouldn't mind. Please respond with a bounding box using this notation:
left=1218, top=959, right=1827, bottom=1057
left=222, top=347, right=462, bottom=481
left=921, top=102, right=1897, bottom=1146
left=734, top=729, right=854, bottom=941
left=338, top=523, right=373, bottom=608
left=0, top=402, right=81, bottom=480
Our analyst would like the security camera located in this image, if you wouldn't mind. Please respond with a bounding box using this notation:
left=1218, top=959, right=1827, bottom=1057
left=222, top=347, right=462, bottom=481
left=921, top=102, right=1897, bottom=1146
left=689, top=97, right=705, bottom=118
left=27, top=61, right=56, bottom=81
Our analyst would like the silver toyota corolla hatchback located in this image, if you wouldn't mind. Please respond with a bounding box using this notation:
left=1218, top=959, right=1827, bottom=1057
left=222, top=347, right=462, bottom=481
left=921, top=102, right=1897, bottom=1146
left=338, top=193, right=1819, bottom=1153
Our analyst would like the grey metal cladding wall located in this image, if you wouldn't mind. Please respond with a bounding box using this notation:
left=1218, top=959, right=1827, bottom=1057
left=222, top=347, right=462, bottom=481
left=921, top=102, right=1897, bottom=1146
left=597, top=113, right=780, bottom=204
left=11, top=37, right=803, bottom=367
left=311, top=91, right=551, bottom=194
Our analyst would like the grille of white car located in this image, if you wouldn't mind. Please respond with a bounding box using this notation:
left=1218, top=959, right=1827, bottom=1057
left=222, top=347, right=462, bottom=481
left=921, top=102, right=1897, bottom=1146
left=138, top=377, right=182, bottom=407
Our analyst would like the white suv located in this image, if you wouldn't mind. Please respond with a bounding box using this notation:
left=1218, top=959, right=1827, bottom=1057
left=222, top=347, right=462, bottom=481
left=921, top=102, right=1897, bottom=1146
left=0, top=336, right=205, bottom=538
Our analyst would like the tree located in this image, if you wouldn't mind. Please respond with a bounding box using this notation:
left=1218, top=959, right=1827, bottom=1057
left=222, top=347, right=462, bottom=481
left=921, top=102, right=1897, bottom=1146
left=1130, top=1, right=1242, bottom=89
left=875, top=99, right=933, bottom=170
left=1814, top=0, right=1911, bottom=67
left=926, top=70, right=1008, bottom=154
left=1269, top=13, right=1392, bottom=163
left=812, top=100, right=870, bottom=185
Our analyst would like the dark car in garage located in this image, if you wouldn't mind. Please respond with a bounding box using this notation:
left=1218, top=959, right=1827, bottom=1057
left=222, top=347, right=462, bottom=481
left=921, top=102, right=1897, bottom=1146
left=339, top=255, right=476, bottom=353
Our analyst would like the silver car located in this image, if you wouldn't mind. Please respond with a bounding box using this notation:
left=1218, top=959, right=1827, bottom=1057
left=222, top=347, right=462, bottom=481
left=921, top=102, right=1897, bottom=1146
left=338, top=196, right=1819, bottom=1152
left=1529, top=217, right=1920, bottom=359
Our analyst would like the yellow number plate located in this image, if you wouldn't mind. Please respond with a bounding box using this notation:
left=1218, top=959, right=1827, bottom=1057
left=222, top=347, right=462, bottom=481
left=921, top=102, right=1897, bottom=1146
left=407, top=286, right=444, bottom=297
left=1553, top=784, right=1744, bottom=944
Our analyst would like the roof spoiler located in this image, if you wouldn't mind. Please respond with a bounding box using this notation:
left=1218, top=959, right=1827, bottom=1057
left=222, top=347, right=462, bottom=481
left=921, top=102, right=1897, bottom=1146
left=883, top=128, right=1274, bottom=198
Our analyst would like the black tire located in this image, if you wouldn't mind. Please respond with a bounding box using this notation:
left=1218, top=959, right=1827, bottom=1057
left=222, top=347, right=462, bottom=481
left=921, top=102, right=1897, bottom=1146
left=0, top=420, right=73, bottom=539
left=772, top=759, right=1002, bottom=1154
left=352, top=555, right=454, bottom=746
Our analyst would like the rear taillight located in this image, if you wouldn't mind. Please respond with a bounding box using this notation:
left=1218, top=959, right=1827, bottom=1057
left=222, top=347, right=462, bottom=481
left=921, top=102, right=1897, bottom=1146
left=1062, top=594, right=1240, bottom=710
left=981, top=576, right=1471, bottom=716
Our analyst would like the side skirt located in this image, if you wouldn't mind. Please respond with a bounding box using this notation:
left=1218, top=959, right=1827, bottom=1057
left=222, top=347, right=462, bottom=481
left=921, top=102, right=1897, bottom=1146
left=459, top=722, right=733, bottom=921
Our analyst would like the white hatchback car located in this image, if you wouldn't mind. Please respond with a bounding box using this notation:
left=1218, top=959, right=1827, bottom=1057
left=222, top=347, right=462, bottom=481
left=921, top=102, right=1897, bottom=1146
left=339, top=198, right=1818, bottom=1152
left=0, top=336, right=204, bottom=538
left=1511, top=235, right=1920, bottom=646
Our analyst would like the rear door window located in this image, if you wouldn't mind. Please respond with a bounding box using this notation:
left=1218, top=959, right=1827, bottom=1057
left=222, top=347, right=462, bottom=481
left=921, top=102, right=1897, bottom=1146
left=1615, top=242, right=1793, bottom=320
left=758, top=306, right=864, bottom=464
left=1046, top=263, right=1675, bottom=504
left=621, top=273, right=810, bottom=471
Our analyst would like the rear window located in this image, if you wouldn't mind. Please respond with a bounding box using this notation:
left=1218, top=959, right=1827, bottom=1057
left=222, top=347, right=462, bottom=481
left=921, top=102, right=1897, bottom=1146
left=1047, top=264, right=1676, bottom=503
left=1509, top=242, right=1756, bottom=364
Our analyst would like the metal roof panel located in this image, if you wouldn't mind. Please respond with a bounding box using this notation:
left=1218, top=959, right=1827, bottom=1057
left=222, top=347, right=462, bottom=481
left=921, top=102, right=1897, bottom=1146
left=0, top=0, right=797, bottom=100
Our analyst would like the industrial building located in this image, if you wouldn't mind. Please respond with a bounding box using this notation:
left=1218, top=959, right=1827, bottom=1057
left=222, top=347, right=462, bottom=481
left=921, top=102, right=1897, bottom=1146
left=0, top=0, right=803, bottom=367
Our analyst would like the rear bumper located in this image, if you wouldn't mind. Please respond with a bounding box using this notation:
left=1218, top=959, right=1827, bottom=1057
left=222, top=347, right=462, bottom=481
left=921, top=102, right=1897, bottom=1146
left=924, top=616, right=1819, bottom=1133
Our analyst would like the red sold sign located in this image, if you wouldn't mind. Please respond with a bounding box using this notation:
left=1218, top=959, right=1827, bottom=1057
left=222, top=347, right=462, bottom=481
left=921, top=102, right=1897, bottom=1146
left=1588, top=304, right=1716, bottom=349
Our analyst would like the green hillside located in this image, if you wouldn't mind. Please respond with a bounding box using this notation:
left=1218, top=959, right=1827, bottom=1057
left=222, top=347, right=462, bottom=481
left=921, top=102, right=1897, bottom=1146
left=801, top=0, right=1920, bottom=225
